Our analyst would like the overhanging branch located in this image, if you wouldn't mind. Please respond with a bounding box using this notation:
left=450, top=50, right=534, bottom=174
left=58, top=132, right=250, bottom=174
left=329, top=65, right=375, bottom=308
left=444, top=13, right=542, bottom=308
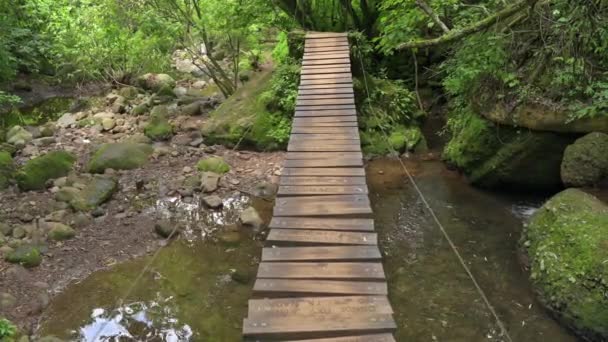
left=398, top=0, right=530, bottom=50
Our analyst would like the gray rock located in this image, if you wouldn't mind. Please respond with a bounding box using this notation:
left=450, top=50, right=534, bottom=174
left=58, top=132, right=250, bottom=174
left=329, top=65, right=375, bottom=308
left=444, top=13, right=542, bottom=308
left=155, top=220, right=178, bottom=238
left=111, top=95, right=126, bottom=113
left=180, top=102, right=202, bottom=116
left=55, top=186, right=81, bottom=203
left=0, top=292, right=17, bottom=309
left=12, top=226, right=26, bottom=239
left=102, top=118, right=116, bottom=131
left=33, top=137, right=57, bottom=147
left=70, top=212, right=91, bottom=228
left=0, top=246, right=14, bottom=256
left=0, top=223, right=13, bottom=236
left=91, top=207, right=105, bottom=217
left=56, top=113, right=78, bottom=128
left=174, top=86, right=188, bottom=97
left=45, top=210, right=67, bottom=222
left=202, top=195, right=223, bottom=209
left=201, top=172, right=220, bottom=193
left=239, top=207, right=262, bottom=230
left=7, top=125, right=34, bottom=146
left=192, top=80, right=207, bottom=89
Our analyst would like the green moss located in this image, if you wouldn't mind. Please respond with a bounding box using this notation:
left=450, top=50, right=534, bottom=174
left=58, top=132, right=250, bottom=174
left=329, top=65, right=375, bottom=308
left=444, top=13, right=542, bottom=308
left=87, top=143, right=153, bottom=173
left=561, top=132, right=608, bottom=187
left=0, top=151, right=13, bottom=189
left=5, top=245, right=42, bottom=268
left=196, top=157, right=230, bottom=174
left=16, top=151, right=76, bottom=191
left=361, top=125, right=422, bottom=155
left=48, top=223, right=76, bottom=241
left=144, top=116, right=173, bottom=141
left=70, top=176, right=118, bottom=211
left=523, top=189, right=608, bottom=340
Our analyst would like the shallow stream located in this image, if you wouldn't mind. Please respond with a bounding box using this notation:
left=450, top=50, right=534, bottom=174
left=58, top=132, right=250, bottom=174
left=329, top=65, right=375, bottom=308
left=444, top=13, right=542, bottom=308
left=39, top=159, right=577, bottom=341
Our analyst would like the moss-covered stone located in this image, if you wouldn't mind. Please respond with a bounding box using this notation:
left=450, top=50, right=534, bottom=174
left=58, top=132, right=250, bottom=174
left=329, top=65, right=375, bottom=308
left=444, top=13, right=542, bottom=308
left=523, top=189, right=608, bottom=340
left=131, top=103, right=149, bottom=116
left=47, top=223, right=76, bottom=241
left=443, top=110, right=574, bottom=190
left=561, top=132, right=608, bottom=187
left=136, top=73, right=176, bottom=93
left=0, top=151, right=14, bottom=189
left=70, top=176, right=118, bottom=211
left=87, top=143, right=153, bottom=173
left=118, top=86, right=139, bottom=99
left=5, top=245, right=42, bottom=268
left=197, top=157, right=230, bottom=174
left=16, top=151, right=76, bottom=191
left=144, top=108, right=173, bottom=141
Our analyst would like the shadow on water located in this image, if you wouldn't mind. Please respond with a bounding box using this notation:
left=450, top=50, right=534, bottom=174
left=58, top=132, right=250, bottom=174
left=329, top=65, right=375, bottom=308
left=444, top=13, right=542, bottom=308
left=39, top=195, right=273, bottom=341
left=367, top=158, right=577, bottom=341
left=40, top=157, right=578, bottom=341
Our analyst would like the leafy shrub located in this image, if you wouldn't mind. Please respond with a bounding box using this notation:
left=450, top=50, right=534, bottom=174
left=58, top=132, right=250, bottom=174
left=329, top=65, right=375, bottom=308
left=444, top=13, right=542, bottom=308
left=0, top=318, right=17, bottom=339
left=272, top=32, right=289, bottom=65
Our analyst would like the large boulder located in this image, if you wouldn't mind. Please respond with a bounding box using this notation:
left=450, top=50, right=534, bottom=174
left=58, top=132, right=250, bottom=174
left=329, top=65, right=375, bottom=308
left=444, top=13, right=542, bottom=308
left=16, top=151, right=76, bottom=191
left=0, top=151, right=13, bottom=189
left=523, top=189, right=608, bottom=340
left=87, top=143, right=153, bottom=173
left=561, top=132, right=608, bottom=187
left=197, top=156, right=230, bottom=174
left=6, top=125, right=33, bottom=147
left=70, top=176, right=118, bottom=211
left=136, top=73, right=176, bottom=93
left=443, top=111, right=574, bottom=190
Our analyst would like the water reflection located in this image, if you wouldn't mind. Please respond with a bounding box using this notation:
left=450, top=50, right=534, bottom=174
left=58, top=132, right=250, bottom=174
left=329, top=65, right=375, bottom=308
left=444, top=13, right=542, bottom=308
left=79, top=299, right=193, bottom=341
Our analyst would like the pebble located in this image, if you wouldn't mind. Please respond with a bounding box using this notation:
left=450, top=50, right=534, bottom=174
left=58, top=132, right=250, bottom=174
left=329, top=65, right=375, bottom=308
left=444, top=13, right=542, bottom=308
left=183, top=166, right=193, bottom=173
left=171, top=150, right=180, bottom=157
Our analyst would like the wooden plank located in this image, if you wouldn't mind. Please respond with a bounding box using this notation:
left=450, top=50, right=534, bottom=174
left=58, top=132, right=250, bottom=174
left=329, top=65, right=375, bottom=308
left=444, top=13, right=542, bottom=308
left=247, top=296, right=392, bottom=318
left=299, top=78, right=353, bottom=86
left=289, top=134, right=359, bottom=141
left=303, top=53, right=350, bottom=61
left=253, top=279, right=387, bottom=296
left=298, top=88, right=354, bottom=96
left=284, top=159, right=363, bottom=168
left=288, top=145, right=361, bottom=152
left=273, top=203, right=372, bottom=217
left=283, top=334, right=396, bottom=342
left=282, top=168, right=365, bottom=177
left=269, top=217, right=374, bottom=231
left=296, top=104, right=356, bottom=110
left=305, top=47, right=351, bottom=54
left=297, top=98, right=354, bottom=106
left=291, top=127, right=358, bottom=134
left=301, top=67, right=352, bottom=75
left=257, top=262, right=385, bottom=280
left=278, top=185, right=368, bottom=196
left=288, top=142, right=360, bottom=149
left=267, top=229, right=377, bottom=246
left=299, top=84, right=353, bottom=90
left=302, top=58, right=352, bottom=66
left=292, top=116, right=357, bottom=123
left=297, top=94, right=355, bottom=100
left=262, top=246, right=381, bottom=261
left=295, top=109, right=357, bottom=117
left=279, top=176, right=367, bottom=186
left=275, top=194, right=369, bottom=206
left=301, top=64, right=351, bottom=70
left=286, top=152, right=362, bottom=160
left=301, top=72, right=352, bottom=79
left=306, top=32, right=348, bottom=39
left=305, top=40, right=349, bottom=47
left=243, top=314, right=395, bottom=339
left=293, top=121, right=358, bottom=127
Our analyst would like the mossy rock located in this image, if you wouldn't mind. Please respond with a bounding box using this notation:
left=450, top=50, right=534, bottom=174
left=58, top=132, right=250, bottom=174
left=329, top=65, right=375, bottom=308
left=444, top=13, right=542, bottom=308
left=361, top=126, right=422, bottom=155
left=5, top=245, right=42, bottom=268
left=131, top=103, right=149, bottom=116
left=144, top=109, right=173, bottom=141
left=16, top=151, right=76, bottom=191
left=523, top=189, right=608, bottom=340
left=0, top=151, right=14, bottom=189
left=47, top=223, right=76, bottom=241
left=136, top=73, right=176, bottom=93
left=561, top=132, right=608, bottom=187
left=443, top=110, right=574, bottom=190
left=197, top=157, right=230, bottom=174
left=118, top=86, right=139, bottom=99
left=70, top=176, right=118, bottom=211
left=87, top=143, right=153, bottom=173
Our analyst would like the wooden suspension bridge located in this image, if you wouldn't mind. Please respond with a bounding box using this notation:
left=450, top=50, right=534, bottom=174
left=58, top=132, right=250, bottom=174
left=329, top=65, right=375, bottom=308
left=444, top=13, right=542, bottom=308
left=242, top=32, right=397, bottom=341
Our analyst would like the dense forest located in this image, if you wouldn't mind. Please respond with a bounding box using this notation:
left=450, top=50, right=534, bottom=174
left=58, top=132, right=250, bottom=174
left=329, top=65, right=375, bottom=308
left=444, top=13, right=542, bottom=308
left=1, top=0, right=607, bottom=341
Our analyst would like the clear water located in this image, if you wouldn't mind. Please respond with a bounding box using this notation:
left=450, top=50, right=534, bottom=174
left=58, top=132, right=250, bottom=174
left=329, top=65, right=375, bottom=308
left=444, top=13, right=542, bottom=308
left=39, top=159, right=578, bottom=341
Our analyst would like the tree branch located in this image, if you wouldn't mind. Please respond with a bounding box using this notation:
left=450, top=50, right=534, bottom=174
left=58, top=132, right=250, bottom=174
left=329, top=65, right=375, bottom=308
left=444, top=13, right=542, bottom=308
left=415, top=0, right=450, bottom=33
left=398, top=0, right=530, bottom=50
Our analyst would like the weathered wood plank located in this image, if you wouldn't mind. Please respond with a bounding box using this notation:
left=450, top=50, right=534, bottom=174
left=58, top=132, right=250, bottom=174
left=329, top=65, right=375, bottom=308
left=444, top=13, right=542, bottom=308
left=303, top=53, right=350, bottom=61
left=278, top=185, right=368, bottom=196
left=261, top=246, right=381, bottom=261
left=293, top=116, right=357, bottom=123
left=282, top=168, right=365, bottom=177
left=288, top=142, right=360, bottom=150
left=306, top=32, right=348, bottom=39
left=295, top=109, right=357, bottom=117
left=257, top=262, right=385, bottom=280
left=267, top=229, right=377, bottom=246
left=289, top=134, right=359, bottom=141
left=253, top=279, right=387, bottom=296
left=302, top=58, right=352, bottom=67
left=296, top=105, right=356, bottom=112
left=301, top=67, right=352, bottom=75
left=269, top=217, right=374, bottom=231
left=305, top=40, right=350, bottom=47
left=293, top=121, right=358, bottom=127
left=247, top=296, right=392, bottom=318
left=291, top=127, right=359, bottom=134
left=279, top=176, right=366, bottom=186
left=297, top=98, right=355, bottom=107
left=273, top=203, right=372, bottom=217
left=299, top=90, right=354, bottom=98
left=243, top=314, right=395, bottom=339
left=299, top=78, right=353, bottom=86
left=284, top=158, right=363, bottom=168
left=301, top=64, right=351, bottom=70
left=297, top=93, right=355, bottom=100
left=283, top=334, right=396, bottom=342
left=275, top=194, right=369, bottom=206
left=286, top=152, right=362, bottom=160
left=288, top=145, right=361, bottom=152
